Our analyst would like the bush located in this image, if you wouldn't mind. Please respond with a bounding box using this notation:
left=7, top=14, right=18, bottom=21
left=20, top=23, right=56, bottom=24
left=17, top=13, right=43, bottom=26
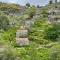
left=0, top=15, right=9, bottom=30
left=25, top=6, right=36, bottom=18
left=44, top=26, right=58, bottom=40
left=0, top=47, right=20, bottom=60
left=26, top=3, right=30, bottom=7
left=41, top=9, right=48, bottom=17
left=50, top=45, right=60, bottom=60
left=44, top=23, right=60, bottom=41
left=28, top=18, right=49, bottom=44
left=0, top=3, right=20, bottom=13
left=3, top=28, right=16, bottom=44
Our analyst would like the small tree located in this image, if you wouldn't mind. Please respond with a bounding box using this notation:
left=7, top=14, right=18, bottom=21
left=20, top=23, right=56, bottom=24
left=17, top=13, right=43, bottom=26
left=26, top=3, right=30, bottom=7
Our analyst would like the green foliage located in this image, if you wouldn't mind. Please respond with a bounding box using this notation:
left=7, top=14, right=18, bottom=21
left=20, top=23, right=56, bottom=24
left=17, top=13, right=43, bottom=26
left=0, top=15, right=9, bottom=30
left=41, top=9, right=48, bottom=17
left=6, top=28, right=16, bottom=42
left=0, top=47, right=20, bottom=60
left=0, top=27, right=17, bottom=46
left=25, top=6, right=36, bottom=18
left=0, top=2, right=20, bottom=13
left=0, top=2, right=60, bottom=60
left=29, top=18, right=49, bottom=44
left=22, top=45, right=51, bottom=60
left=50, top=45, right=60, bottom=60
left=44, top=23, right=60, bottom=41
left=26, top=3, right=30, bottom=7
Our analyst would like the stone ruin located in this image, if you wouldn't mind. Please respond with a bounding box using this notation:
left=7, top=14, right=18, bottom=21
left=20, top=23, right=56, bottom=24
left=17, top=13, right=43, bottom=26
left=16, top=26, right=29, bottom=46
left=48, top=5, right=60, bottom=23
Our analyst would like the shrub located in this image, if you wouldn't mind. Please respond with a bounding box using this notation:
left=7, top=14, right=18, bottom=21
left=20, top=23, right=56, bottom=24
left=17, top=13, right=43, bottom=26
left=25, top=6, right=36, bottom=18
left=0, top=3, right=20, bottom=13
left=44, top=23, right=60, bottom=41
left=50, top=45, right=60, bottom=60
left=26, top=3, right=30, bottom=7
left=0, top=15, right=9, bottom=30
left=28, top=18, right=49, bottom=44
left=41, top=9, right=48, bottom=17
left=0, top=47, right=20, bottom=60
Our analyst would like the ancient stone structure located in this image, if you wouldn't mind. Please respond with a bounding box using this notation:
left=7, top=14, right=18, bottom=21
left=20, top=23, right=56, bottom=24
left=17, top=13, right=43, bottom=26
left=16, top=26, right=29, bottom=46
left=48, top=6, right=60, bottom=23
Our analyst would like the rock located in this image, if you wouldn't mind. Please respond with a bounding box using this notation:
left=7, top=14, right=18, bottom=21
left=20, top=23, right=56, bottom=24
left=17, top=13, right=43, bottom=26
left=16, top=38, right=29, bottom=46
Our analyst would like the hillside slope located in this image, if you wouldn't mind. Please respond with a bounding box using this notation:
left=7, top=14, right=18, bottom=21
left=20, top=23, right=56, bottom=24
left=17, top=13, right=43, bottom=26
left=0, top=2, right=60, bottom=60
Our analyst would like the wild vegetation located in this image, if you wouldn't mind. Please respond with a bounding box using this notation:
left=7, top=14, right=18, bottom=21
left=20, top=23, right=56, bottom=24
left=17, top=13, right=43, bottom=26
left=0, top=2, right=20, bottom=13
left=0, top=1, right=60, bottom=60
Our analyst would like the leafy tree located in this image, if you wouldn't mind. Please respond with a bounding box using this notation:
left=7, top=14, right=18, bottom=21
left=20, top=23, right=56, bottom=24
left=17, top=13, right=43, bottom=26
left=26, top=3, right=30, bottom=7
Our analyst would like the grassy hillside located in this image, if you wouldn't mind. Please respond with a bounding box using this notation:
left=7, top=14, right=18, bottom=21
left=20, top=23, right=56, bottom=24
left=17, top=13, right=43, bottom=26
left=0, top=2, right=60, bottom=60
left=0, top=2, right=20, bottom=13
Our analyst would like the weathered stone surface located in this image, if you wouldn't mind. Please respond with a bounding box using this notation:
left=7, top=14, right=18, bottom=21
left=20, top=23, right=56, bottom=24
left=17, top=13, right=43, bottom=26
left=16, top=26, right=28, bottom=38
left=16, top=38, right=29, bottom=46
left=48, top=7, right=60, bottom=23
left=16, top=29, right=28, bottom=38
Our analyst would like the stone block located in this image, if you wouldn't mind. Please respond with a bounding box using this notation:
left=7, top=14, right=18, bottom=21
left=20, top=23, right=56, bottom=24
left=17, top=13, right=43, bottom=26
left=16, top=38, right=29, bottom=46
